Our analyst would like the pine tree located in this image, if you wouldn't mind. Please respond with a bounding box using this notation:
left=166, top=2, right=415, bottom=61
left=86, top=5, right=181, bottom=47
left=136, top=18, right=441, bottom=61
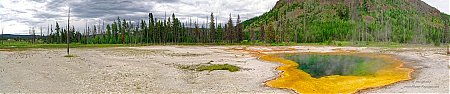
left=268, top=24, right=275, bottom=43
left=172, top=13, right=178, bottom=43
left=250, top=30, right=255, bottom=42
left=140, top=20, right=147, bottom=44
left=195, top=21, right=200, bottom=43
left=55, top=22, right=61, bottom=43
left=210, top=13, right=216, bottom=43
left=134, top=22, right=139, bottom=44
left=260, top=24, right=265, bottom=42
left=93, top=25, right=97, bottom=43
left=181, top=23, right=186, bottom=43
left=121, top=19, right=126, bottom=44
left=217, top=24, right=223, bottom=43
left=158, top=20, right=163, bottom=44
left=71, top=26, right=76, bottom=43
left=236, top=14, right=243, bottom=42
left=112, top=21, right=118, bottom=44
left=149, top=13, right=155, bottom=43
left=105, top=24, right=110, bottom=44
left=227, top=14, right=234, bottom=43
left=165, top=17, right=170, bottom=44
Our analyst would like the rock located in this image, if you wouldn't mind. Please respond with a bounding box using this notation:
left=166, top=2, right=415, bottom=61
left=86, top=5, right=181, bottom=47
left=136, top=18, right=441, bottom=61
left=447, top=46, right=450, bottom=55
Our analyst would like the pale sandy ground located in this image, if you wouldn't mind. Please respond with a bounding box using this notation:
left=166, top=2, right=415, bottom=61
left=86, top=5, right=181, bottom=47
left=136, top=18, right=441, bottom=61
left=0, top=46, right=448, bottom=93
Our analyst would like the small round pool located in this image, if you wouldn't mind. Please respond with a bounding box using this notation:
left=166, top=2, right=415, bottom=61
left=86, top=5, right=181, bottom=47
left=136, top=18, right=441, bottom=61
left=282, top=54, right=388, bottom=78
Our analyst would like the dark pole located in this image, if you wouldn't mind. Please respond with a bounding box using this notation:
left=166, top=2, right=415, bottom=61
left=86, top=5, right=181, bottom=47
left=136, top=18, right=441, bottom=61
left=67, top=8, right=70, bottom=55
left=1, top=26, right=3, bottom=45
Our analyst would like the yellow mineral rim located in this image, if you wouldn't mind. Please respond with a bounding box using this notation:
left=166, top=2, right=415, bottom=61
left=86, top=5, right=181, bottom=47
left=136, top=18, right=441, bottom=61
left=260, top=52, right=414, bottom=93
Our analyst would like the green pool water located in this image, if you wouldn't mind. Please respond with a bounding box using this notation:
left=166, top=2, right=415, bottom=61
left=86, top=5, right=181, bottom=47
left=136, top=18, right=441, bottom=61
left=282, top=54, right=389, bottom=78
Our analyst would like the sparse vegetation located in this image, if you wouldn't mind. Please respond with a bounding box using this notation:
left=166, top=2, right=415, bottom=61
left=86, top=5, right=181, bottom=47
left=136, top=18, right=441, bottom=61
left=178, top=63, right=240, bottom=72
left=197, top=64, right=240, bottom=72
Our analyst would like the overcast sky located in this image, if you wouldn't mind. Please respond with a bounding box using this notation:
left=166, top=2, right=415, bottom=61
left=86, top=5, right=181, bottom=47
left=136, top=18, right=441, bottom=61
left=0, top=0, right=448, bottom=35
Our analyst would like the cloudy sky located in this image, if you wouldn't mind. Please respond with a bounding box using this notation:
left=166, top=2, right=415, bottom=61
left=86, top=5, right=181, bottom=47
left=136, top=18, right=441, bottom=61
left=0, top=0, right=448, bottom=35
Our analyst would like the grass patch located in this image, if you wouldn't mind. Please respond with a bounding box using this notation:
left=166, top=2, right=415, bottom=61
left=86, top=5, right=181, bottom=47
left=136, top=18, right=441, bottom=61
left=178, top=63, right=240, bottom=72
left=197, top=64, right=240, bottom=72
left=64, top=54, right=77, bottom=58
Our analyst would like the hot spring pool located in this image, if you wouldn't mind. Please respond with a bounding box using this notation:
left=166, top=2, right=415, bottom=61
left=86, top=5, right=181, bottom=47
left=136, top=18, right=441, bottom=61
left=282, top=54, right=389, bottom=78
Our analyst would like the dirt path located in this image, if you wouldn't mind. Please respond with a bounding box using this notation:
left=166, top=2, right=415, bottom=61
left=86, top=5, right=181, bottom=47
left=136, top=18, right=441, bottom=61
left=0, top=46, right=448, bottom=93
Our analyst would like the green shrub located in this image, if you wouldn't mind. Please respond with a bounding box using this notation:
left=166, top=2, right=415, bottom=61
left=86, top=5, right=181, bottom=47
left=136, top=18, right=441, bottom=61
left=241, top=40, right=250, bottom=44
left=197, top=64, right=240, bottom=72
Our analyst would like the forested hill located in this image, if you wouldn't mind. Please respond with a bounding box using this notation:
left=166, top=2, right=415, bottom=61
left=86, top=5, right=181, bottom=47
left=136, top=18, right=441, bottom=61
left=242, top=0, right=450, bottom=45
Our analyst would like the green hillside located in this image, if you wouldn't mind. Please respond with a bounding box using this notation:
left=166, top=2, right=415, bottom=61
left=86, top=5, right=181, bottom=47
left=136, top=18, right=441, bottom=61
left=242, top=0, right=450, bottom=45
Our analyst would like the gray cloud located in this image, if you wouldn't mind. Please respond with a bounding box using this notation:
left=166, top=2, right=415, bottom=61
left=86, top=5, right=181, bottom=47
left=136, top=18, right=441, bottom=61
left=33, top=12, right=63, bottom=19
left=37, top=0, right=274, bottom=22
left=153, top=0, right=179, bottom=3
left=69, top=0, right=152, bottom=18
left=40, top=0, right=156, bottom=20
left=29, top=0, right=47, bottom=3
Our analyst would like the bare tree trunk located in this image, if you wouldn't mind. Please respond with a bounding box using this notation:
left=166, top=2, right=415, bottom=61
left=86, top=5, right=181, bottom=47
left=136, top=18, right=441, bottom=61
left=67, top=8, right=71, bottom=55
left=40, top=26, right=43, bottom=43
left=32, top=27, right=36, bottom=44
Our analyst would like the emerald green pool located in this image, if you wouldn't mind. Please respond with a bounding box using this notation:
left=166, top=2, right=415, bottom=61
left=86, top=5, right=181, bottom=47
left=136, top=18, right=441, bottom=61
left=282, top=54, right=389, bottom=78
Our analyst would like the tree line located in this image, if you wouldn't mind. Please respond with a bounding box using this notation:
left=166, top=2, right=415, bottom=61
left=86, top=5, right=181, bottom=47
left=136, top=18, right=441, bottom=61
left=43, top=13, right=245, bottom=45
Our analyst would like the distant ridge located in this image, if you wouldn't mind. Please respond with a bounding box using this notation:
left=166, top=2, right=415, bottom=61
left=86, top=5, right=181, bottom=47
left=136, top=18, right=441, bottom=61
left=0, top=34, right=43, bottom=39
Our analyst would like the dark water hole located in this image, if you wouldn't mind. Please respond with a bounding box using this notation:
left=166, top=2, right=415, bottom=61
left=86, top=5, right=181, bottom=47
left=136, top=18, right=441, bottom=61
left=282, top=54, right=389, bottom=78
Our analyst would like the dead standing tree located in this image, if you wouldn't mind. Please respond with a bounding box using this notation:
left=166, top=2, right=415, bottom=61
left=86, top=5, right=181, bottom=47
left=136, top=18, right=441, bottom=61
left=40, top=26, right=43, bottom=43
left=66, top=8, right=71, bottom=56
left=32, top=27, right=36, bottom=44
